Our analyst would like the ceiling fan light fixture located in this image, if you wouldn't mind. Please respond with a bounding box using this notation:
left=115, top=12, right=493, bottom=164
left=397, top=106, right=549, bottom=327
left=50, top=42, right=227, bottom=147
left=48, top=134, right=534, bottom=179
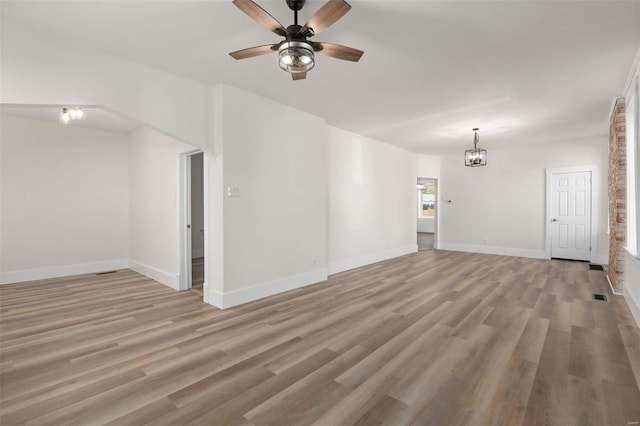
left=278, top=41, right=314, bottom=74
left=230, top=0, right=362, bottom=79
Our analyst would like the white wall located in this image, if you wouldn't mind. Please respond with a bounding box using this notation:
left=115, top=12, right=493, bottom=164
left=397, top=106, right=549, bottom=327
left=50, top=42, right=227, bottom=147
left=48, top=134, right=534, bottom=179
left=416, top=155, right=441, bottom=180
left=129, top=127, right=186, bottom=289
left=439, top=136, right=609, bottom=262
left=1, top=20, right=208, bottom=148
left=210, top=85, right=327, bottom=308
left=190, top=153, right=204, bottom=258
left=622, top=53, right=640, bottom=327
left=0, top=114, right=130, bottom=283
left=205, top=86, right=224, bottom=303
left=417, top=218, right=435, bottom=233
left=326, top=126, right=431, bottom=274
left=624, top=252, right=640, bottom=327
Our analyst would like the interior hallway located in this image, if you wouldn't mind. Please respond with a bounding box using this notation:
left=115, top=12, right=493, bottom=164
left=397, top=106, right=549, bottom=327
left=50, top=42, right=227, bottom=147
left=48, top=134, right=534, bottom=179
left=417, top=232, right=434, bottom=251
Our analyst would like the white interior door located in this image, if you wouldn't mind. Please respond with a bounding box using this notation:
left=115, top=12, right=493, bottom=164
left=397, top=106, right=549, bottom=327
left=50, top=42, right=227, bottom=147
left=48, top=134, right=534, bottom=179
left=550, top=170, right=592, bottom=261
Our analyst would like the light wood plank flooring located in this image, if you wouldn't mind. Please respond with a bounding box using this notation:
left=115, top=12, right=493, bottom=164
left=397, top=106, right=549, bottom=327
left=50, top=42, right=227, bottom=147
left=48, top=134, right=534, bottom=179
left=191, top=257, right=204, bottom=297
left=1, top=250, right=639, bottom=425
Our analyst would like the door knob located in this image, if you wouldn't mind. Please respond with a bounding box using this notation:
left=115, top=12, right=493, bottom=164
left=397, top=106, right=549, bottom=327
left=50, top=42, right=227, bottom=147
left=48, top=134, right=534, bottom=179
left=551, top=219, right=557, bottom=222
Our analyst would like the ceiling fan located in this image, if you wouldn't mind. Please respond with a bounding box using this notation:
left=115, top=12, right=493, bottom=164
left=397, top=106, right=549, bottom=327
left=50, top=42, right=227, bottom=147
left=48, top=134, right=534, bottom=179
left=229, top=0, right=364, bottom=80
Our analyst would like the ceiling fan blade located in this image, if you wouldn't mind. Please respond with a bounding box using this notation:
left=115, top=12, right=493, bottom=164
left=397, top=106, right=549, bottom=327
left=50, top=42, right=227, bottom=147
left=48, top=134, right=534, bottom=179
left=229, top=44, right=278, bottom=60
left=292, top=72, right=307, bottom=80
left=233, top=0, right=287, bottom=36
left=298, top=0, right=351, bottom=36
left=313, top=42, right=363, bottom=62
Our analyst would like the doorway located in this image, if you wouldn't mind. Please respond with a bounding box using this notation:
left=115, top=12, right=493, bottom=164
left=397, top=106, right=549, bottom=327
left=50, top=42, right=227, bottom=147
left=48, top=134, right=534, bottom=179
left=546, top=166, right=594, bottom=261
left=190, top=153, right=205, bottom=294
left=179, top=150, right=206, bottom=295
left=417, top=177, right=437, bottom=251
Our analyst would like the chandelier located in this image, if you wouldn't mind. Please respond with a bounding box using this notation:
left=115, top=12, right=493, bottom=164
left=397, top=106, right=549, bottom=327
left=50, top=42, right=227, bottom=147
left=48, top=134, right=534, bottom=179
left=465, top=128, right=486, bottom=167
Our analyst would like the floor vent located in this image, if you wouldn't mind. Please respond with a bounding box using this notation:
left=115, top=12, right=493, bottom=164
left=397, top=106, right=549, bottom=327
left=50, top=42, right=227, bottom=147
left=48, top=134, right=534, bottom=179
left=96, top=270, right=118, bottom=275
left=589, top=264, right=604, bottom=271
left=593, top=293, right=607, bottom=301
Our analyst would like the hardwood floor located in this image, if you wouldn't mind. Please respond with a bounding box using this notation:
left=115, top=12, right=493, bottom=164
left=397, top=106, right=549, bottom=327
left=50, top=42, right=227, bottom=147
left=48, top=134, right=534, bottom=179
left=191, top=257, right=204, bottom=297
left=1, top=250, right=639, bottom=425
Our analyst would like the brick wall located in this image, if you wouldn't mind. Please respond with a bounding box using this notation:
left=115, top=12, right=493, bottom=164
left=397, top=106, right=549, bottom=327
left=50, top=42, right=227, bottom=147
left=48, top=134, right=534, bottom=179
left=608, top=98, right=626, bottom=292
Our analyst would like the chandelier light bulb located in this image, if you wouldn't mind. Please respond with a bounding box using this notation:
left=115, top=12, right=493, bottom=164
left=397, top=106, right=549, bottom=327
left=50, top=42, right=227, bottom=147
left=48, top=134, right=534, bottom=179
left=74, top=108, right=84, bottom=119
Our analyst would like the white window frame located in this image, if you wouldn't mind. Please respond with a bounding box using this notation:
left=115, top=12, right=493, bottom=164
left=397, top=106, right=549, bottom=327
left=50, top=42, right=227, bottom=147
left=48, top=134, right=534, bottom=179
left=626, top=76, right=640, bottom=258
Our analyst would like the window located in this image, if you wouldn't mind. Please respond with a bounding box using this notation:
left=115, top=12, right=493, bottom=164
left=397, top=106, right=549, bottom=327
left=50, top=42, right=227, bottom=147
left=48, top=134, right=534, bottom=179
left=626, top=76, right=639, bottom=256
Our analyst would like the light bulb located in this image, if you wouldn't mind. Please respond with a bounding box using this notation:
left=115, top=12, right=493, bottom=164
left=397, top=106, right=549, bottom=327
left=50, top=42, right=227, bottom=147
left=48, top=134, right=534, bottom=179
left=60, top=108, right=70, bottom=123
left=69, top=109, right=77, bottom=120
left=75, top=108, right=84, bottom=119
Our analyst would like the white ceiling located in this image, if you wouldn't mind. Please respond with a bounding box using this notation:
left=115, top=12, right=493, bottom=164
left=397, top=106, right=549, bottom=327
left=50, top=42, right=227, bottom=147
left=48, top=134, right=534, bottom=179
left=2, top=1, right=639, bottom=154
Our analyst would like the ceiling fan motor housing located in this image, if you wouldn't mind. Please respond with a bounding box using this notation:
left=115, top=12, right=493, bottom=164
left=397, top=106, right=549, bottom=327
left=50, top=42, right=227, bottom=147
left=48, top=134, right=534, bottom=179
left=286, top=0, right=305, bottom=11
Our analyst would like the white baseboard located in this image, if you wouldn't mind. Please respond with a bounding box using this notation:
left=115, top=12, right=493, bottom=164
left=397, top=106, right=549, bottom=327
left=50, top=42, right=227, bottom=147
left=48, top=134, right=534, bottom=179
left=128, top=260, right=179, bottom=290
left=207, top=268, right=328, bottom=309
left=0, top=259, right=129, bottom=285
left=605, top=274, right=625, bottom=296
left=438, top=243, right=546, bottom=259
left=203, top=282, right=209, bottom=304
left=328, top=244, right=418, bottom=275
